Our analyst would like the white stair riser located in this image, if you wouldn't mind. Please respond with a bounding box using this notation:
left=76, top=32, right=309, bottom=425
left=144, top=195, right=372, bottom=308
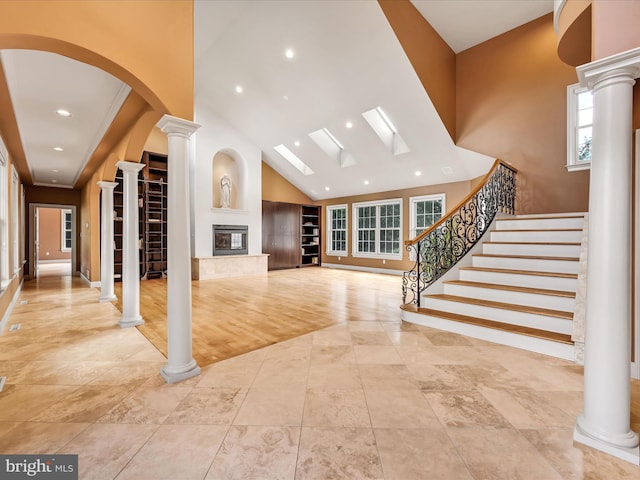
left=490, top=230, right=582, bottom=243
left=443, top=283, right=575, bottom=312
left=483, top=243, right=580, bottom=257
left=496, top=217, right=584, bottom=230
left=424, top=296, right=573, bottom=334
left=472, top=255, right=579, bottom=274
left=459, top=269, right=577, bottom=291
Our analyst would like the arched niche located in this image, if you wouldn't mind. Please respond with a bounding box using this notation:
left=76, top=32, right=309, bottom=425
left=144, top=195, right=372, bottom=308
left=212, top=149, right=247, bottom=210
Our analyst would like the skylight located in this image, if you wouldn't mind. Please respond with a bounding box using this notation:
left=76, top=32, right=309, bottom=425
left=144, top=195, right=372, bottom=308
left=274, top=144, right=314, bottom=176
left=362, top=106, right=410, bottom=156
left=308, top=128, right=357, bottom=168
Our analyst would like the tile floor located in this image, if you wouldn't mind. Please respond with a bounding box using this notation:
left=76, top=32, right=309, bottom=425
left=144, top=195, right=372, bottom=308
left=0, top=274, right=639, bottom=479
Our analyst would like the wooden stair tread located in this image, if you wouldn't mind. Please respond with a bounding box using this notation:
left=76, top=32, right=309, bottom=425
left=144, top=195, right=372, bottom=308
left=443, top=279, right=575, bottom=298
left=425, top=293, right=573, bottom=319
left=497, top=215, right=585, bottom=221
left=483, top=241, right=580, bottom=246
left=401, top=304, right=573, bottom=345
left=473, top=253, right=579, bottom=261
left=459, top=266, right=578, bottom=279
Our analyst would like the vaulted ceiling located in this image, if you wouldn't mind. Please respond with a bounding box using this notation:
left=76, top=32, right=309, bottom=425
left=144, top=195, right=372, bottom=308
left=0, top=0, right=553, bottom=198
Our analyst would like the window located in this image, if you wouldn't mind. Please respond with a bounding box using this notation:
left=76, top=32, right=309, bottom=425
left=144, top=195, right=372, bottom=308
left=567, top=83, right=593, bottom=171
left=61, top=209, right=72, bottom=252
left=352, top=199, right=402, bottom=260
left=0, top=146, right=8, bottom=288
left=11, top=166, right=19, bottom=273
left=326, top=204, right=347, bottom=255
left=409, top=194, right=446, bottom=239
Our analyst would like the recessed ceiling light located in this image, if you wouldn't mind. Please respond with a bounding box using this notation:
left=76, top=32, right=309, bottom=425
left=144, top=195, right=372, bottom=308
left=55, top=109, right=72, bottom=117
left=325, top=186, right=330, bottom=191
left=415, top=171, right=422, bottom=176
left=51, top=179, right=57, bottom=183
left=51, top=169, right=59, bottom=173
left=294, top=141, right=301, bottom=147
left=346, top=121, right=353, bottom=129
left=235, top=85, right=243, bottom=94
left=52, top=146, right=64, bottom=152
left=364, top=180, right=369, bottom=185
left=285, top=48, right=295, bottom=59
left=283, top=95, right=289, bottom=101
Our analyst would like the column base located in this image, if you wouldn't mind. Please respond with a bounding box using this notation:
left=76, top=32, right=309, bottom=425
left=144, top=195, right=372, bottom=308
left=574, top=415, right=640, bottom=465
left=118, top=315, right=144, bottom=328
left=160, top=360, right=201, bottom=384
left=99, top=294, right=117, bottom=303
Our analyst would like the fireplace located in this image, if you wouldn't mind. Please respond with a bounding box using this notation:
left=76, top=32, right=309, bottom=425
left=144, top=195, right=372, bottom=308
left=213, top=224, right=248, bottom=256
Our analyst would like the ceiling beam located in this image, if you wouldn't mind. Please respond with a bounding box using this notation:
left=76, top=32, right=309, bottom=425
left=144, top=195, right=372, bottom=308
left=0, top=58, right=31, bottom=184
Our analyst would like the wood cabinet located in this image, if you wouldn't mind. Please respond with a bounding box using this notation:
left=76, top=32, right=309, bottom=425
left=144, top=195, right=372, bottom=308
left=112, top=151, right=168, bottom=281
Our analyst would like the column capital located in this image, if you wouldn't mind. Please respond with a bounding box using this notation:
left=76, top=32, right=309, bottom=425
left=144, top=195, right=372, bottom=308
left=97, top=181, right=118, bottom=190
left=156, top=114, right=200, bottom=138
left=116, top=160, right=145, bottom=173
left=577, top=47, right=640, bottom=89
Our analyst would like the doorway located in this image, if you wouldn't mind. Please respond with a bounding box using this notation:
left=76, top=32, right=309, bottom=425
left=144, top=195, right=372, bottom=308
left=28, top=204, right=77, bottom=279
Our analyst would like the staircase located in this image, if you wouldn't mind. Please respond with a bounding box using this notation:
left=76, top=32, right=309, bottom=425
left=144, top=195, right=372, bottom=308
left=401, top=213, right=586, bottom=360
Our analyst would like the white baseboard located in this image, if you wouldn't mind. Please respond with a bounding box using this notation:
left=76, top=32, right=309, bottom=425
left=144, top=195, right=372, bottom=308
left=0, top=279, right=23, bottom=335
left=80, top=272, right=101, bottom=288
left=322, top=263, right=404, bottom=276
left=38, top=259, right=72, bottom=264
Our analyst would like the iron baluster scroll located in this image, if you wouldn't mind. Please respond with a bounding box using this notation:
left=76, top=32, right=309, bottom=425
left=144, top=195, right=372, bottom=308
left=402, top=159, right=517, bottom=306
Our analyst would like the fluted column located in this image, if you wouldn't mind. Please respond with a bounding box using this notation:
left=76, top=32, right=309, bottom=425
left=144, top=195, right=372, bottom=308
left=575, top=48, right=640, bottom=465
left=156, top=115, right=201, bottom=384
left=98, top=181, right=118, bottom=303
left=116, top=161, right=145, bottom=328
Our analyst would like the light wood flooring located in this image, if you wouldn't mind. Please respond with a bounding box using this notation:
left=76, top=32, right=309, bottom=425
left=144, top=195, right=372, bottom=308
left=115, top=267, right=402, bottom=366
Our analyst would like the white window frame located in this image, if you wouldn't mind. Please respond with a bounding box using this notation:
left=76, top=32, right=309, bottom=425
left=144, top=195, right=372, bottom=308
left=11, top=166, right=19, bottom=273
left=352, top=198, right=403, bottom=260
left=0, top=144, right=8, bottom=289
left=566, top=83, right=592, bottom=172
left=326, top=204, right=348, bottom=256
left=61, top=209, right=72, bottom=252
left=409, top=194, right=446, bottom=240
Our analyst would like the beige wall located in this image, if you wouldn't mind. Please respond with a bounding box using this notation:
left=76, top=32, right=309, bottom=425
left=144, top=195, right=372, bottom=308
left=262, top=162, right=313, bottom=205
left=378, top=0, right=456, bottom=141
left=456, top=14, right=589, bottom=214
left=592, top=0, right=640, bottom=61
left=37, top=208, right=71, bottom=261
left=319, top=180, right=472, bottom=272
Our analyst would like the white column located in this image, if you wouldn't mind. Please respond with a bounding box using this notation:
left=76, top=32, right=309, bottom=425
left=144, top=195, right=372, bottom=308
left=575, top=49, right=640, bottom=465
left=156, top=115, right=201, bottom=384
left=98, top=181, right=118, bottom=303
left=116, top=161, right=145, bottom=328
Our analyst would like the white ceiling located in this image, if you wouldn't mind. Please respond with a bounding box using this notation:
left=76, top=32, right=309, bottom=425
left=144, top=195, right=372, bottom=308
left=0, top=0, right=553, bottom=196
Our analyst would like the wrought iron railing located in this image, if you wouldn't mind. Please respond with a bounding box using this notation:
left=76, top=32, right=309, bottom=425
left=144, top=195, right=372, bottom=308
left=402, top=159, right=517, bottom=306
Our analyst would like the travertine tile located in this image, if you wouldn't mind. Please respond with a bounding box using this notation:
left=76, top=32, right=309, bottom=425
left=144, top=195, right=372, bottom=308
left=312, top=330, right=352, bottom=345
left=365, top=387, right=440, bottom=429
left=406, top=363, right=476, bottom=392
left=60, top=423, right=158, bottom=480
left=206, top=426, right=299, bottom=480
left=354, top=345, right=403, bottom=364
left=234, top=387, right=306, bottom=426
left=424, top=390, right=511, bottom=427
left=296, top=427, right=384, bottom=480
left=310, top=345, right=356, bottom=364
left=303, top=389, right=370, bottom=427
left=421, top=330, right=473, bottom=346
left=375, top=428, right=473, bottom=479
left=307, top=363, right=362, bottom=389
left=0, top=421, right=89, bottom=454
left=447, top=425, right=563, bottom=479
left=0, top=385, right=80, bottom=421
left=165, top=387, right=246, bottom=425
left=116, top=424, right=228, bottom=480
left=89, top=361, right=164, bottom=386
left=386, top=331, right=432, bottom=346
left=350, top=331, right=393, bottom=346
left=359, top=364, right=418, bottom=391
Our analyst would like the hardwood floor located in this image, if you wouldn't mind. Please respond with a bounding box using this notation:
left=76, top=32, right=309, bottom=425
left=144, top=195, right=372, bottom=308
left=115, top=267, right=403, bottom=367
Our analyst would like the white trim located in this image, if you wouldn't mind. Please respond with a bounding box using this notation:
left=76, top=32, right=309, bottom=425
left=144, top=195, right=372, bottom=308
left=29, top=204, right=77, bottom=279
left=566, top=83, right=592, bottom=172
left=577, top=47, right=640, bottom=89
left=0, top=279, right=22, bottom=335
left=321, top=263, right=403, bottom=276
left=326, top=204, right=348, bottom=256
left=553, top=0, right=567, bottom=35
left=80, top=271, right=101, bottom=288
left=408, top=193, right=446, bottom=239
left=352, top=198, right=403, bottom=260
left=60, top=208, right=72, bottom=252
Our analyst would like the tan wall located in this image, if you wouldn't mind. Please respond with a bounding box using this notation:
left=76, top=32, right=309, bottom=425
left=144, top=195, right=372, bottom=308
left=378, top=0, right=456, bottom=140
left=143, top=127, right=169, bottom=156
left=456, top=14, right=589, bottom=214
left=592, top=0, right=640, bottom=61
left=262, top=162, right=313, bottom=205
left=37, top=208, right=71, bottom=261
left=24, top=186, right=81, bottom=277
left=319, top=180, right=472, bottom=272
left=556, top=0, right=592, bottom=66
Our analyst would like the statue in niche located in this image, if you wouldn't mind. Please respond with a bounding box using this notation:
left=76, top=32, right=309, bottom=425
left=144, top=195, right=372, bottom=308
left=220, top=173, right=232, bottom=208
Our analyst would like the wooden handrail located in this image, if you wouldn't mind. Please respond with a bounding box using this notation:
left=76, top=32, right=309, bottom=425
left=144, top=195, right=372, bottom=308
left=405, top=159, right=517, bottom=247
